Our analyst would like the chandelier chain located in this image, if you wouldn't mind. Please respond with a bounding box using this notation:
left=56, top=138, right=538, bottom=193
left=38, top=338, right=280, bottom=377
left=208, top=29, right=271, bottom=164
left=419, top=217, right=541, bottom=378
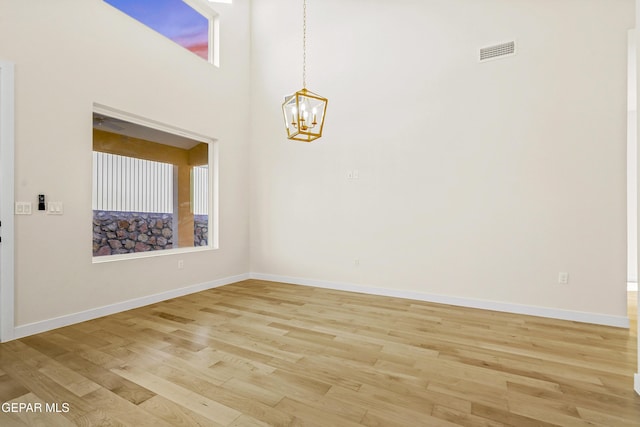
left=282, top=0, right=327, bottom=142
left=302, top=0, right=307, bottom=88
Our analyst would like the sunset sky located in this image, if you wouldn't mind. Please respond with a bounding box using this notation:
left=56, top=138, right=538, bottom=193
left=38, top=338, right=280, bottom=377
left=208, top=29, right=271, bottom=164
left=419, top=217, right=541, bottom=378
left=105, top=0, right=209, bottom=60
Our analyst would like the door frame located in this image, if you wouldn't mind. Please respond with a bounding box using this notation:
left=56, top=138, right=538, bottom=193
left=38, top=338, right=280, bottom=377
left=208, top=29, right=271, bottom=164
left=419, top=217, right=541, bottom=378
left=0, top=60, right=15, bottom=342
left=634, top=0, right=640, bottom=396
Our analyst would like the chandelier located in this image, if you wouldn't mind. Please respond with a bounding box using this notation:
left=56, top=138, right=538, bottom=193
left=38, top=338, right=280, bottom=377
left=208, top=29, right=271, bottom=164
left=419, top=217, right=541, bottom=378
left=282, top=0, right=328, bottom=142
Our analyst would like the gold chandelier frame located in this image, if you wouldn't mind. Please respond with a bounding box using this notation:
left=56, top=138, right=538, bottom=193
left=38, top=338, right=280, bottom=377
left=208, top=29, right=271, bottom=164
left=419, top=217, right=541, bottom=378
left=282, top=0, right=328, bottom=142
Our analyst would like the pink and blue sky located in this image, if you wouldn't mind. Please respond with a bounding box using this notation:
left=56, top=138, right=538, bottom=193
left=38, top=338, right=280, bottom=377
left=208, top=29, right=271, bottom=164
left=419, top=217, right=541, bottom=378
left=105, top=0, right=209, bottom=60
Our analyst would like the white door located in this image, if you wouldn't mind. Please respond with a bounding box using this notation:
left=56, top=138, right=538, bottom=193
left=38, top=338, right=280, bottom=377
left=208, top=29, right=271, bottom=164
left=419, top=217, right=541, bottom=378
left=0, top=60, right=15, bottom=342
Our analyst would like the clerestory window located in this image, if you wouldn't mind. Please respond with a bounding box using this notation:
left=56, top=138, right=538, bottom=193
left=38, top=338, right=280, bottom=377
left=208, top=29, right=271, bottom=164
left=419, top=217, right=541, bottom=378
left=103, top=0, right=220, bottom=65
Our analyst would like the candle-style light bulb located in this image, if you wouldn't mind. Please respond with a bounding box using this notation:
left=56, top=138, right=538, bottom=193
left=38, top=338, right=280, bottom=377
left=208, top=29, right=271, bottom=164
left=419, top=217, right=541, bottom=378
left=300, top=103, right=307, bottom=123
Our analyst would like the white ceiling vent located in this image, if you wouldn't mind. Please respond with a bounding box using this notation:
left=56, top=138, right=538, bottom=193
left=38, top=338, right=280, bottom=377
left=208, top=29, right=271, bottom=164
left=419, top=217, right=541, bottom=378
left=479, top=41, right=516, bottom=62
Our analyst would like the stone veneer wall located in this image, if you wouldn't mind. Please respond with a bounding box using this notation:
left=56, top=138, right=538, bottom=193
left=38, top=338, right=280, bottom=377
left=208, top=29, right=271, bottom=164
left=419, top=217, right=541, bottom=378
left=93, top=211, right=173, bottom=256
left=93, top=211, right=209, bottom=256
left=194, top=215, right=208, bottom=246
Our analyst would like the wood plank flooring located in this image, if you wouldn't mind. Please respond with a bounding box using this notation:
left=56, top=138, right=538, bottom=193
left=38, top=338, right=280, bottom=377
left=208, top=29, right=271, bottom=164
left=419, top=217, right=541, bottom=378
left=0, top=280, right=638, bottom=426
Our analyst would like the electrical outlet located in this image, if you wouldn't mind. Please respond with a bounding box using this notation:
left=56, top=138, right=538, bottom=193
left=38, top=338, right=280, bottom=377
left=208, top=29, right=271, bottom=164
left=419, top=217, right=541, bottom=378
left=558, top=272, right=569, bottom=284
left=177, top=260, right=184, bottom=269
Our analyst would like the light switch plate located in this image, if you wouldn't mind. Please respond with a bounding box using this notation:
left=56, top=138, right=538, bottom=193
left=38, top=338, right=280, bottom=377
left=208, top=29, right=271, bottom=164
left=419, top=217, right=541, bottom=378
left=47, top=202, right=64, bottom=215
left=15, top=202, right=32, bottom=215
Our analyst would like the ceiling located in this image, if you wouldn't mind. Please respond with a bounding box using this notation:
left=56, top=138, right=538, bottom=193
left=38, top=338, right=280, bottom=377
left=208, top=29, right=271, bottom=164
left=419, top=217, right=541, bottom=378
left=92, top=113, right=202, bottom=150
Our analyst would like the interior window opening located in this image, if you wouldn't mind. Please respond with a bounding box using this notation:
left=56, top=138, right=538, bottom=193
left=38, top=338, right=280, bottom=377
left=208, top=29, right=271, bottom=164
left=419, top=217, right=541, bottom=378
left=92, top=109, right=213, bottom=258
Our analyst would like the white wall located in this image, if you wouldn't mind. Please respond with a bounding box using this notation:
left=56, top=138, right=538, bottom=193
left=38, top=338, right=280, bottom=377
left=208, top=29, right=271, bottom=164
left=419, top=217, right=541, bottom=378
left=0, top=0, right=251, bottom=328
left=250, top=0, right=633, bottom=320
left=0, top=0, right=633, bottom=335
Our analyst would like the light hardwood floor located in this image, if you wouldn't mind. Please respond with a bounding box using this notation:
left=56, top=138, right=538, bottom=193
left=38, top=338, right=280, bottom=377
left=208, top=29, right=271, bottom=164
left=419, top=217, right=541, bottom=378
left=0, top=280, right=638, bottom=426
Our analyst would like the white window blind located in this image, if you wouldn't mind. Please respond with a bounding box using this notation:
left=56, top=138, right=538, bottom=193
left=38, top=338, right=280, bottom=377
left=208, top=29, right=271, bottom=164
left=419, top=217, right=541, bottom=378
left=92, top=151, right=173, bottom=213
left=192, top=165, right=209, bottom=215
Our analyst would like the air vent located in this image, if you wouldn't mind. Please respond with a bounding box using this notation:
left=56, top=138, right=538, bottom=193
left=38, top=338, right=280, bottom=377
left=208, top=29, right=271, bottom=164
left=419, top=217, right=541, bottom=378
left=479, top=41, right=516, bottom=62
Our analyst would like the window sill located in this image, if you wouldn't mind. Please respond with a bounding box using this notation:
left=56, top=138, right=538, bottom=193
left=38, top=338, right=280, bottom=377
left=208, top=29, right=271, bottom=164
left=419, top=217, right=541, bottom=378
left=92, top=245, right=217, bottom=264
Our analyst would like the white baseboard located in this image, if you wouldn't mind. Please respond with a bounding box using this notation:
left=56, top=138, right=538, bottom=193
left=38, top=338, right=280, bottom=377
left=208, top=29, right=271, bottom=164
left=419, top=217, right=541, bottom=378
left=250, top=273, right=630, bottom=328
left=10, top=271, right=632, bottom=340
left=635, top=374, right=640, bottom=396
left=12, top=273, right=250, bottom=340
